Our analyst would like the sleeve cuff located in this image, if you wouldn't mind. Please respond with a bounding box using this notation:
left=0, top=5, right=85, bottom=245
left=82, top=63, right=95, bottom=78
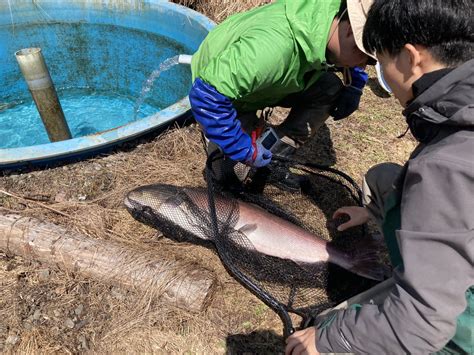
left=314, top=311, right=354, bottom=353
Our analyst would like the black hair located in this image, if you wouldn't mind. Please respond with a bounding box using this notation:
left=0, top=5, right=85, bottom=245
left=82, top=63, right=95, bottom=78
left=363, top=0, right=474, bottom=66
left=336, top=0, right=349, bottom=22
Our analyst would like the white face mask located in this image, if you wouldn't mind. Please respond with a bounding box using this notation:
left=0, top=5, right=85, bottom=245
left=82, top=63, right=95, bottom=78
left=375, top=62, right=392, bottom=93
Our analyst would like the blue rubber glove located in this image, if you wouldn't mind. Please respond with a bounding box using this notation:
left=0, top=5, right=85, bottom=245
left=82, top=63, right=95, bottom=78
left=189, top=78, right=253, bottom=163
left=247, top=141, right=272, bottom=168
left=330, top=67, right=369, bottom=121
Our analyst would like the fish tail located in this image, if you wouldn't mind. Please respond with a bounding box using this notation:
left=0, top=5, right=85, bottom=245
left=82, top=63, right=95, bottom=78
left=346, top=237, right=390, bottom=281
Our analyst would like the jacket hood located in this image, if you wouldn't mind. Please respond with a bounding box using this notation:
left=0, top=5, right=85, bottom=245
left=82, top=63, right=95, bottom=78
left=404, top=59, right=474, bottom=129
left=281, top=0, right=341, bottom=65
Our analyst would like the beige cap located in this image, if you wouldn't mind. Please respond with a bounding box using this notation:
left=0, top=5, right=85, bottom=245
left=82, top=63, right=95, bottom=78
left=347, top=0, right=376, bottom=60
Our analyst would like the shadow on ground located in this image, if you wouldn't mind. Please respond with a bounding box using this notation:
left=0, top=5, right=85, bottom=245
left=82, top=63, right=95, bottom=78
left=296, top=124, right=337, bottom=166
left=367, top=78, right=391, bottom=99
left=226, top=330, right=284, bottom=354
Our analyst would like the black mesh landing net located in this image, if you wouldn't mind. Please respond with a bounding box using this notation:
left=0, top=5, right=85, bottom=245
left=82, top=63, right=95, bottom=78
left=125, top=152, right=383, bottom=337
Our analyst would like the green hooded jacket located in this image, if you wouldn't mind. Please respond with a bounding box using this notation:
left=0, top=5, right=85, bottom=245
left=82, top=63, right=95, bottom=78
left=191, top=0, right=341, bottom=112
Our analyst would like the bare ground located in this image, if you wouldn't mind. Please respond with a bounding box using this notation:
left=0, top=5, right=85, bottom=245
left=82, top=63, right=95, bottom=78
left=0, top=1, right=417, bottom=353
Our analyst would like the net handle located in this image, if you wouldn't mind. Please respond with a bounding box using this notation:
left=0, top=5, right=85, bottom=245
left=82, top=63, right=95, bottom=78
left=205, top=149, right=295, bottom=338
left=204, top=149, right=367, bottom=337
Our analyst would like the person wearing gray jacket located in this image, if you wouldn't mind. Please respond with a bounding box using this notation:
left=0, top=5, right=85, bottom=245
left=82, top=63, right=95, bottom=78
left=285, top=0, right=473, bottom=354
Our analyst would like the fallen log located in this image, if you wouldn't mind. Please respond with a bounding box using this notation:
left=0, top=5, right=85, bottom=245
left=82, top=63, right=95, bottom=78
left=0, top=214, right=215, bottom=312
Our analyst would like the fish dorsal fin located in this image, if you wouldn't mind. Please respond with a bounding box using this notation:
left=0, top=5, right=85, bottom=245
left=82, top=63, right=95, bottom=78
left=238, top=224, right=257, bottom=235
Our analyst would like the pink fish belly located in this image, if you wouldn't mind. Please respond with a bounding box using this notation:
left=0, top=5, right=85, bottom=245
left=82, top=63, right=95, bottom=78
left=235, top=201, right=331, bottom=264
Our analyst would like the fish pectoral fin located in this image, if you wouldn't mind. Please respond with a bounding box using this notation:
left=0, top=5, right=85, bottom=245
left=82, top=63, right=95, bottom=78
left=238, top=224, right=258, bottom=235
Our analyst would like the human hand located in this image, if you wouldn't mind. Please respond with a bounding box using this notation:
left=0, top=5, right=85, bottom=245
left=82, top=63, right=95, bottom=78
left=285, top=327, right=320, bottom=355
left=246, top=142, right=272, bottom=168
left=332, top=206, right=370, bottom=231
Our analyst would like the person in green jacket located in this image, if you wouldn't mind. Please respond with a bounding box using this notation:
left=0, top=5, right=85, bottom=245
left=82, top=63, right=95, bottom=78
left=285, top=0, right=473, bottom=353
left=189, top=0, right=375, bottom=189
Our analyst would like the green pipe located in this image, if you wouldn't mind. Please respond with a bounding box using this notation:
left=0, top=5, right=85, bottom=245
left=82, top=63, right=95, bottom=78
left=15, top=48, right=72, bottom=142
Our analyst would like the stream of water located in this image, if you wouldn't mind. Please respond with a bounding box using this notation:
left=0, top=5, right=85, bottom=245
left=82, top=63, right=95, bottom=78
left=133, top=55, right=180, bottom=120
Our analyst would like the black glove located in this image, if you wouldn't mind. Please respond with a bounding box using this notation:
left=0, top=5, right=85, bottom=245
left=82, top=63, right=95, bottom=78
left=330, top=85, right=363, bottom=120
left=330, top=67, right=368, bottom=120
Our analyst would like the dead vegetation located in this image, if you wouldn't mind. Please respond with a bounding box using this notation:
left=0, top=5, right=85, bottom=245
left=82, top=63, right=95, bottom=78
left=0, top=0, right=417, bottom=353
left=1, top=126, right=287, bottom=354
left=171, top=0, right=273, bottom=23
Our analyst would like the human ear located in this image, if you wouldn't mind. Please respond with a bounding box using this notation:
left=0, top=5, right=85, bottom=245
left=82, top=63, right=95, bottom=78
left=404, top=43, right=422, bottom=75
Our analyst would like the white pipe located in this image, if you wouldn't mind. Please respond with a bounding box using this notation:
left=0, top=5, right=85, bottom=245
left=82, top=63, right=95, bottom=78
left=178, top=54, right=193, bottom=65
left=15, top=47, right=72, bottom=142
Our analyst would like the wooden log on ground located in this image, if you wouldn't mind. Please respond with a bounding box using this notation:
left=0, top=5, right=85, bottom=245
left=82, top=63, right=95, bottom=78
left=0, top=214, right=215, bottom=312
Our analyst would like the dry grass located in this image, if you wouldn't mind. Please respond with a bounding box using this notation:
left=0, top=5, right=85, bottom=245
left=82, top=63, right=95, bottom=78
left=171, top=0, right=273, bottom=22
left=0, top=126, right=286, bottom=354
left=0, top=108, right=415, bottom=355
left=0, top=1, right=417, bottom=353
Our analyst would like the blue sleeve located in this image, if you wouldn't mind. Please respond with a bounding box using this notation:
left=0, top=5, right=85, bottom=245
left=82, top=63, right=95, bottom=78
left=350, top=66, right=369, bottom=90
left=189, top=78, right=254, bottom=163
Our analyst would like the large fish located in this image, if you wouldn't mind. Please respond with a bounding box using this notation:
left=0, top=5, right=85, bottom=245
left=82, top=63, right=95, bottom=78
left=124, top=184, right=385, bottom=281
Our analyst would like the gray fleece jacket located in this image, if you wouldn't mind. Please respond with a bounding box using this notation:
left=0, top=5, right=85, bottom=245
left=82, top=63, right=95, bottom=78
left=316, top=59, right=474, bottom=354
